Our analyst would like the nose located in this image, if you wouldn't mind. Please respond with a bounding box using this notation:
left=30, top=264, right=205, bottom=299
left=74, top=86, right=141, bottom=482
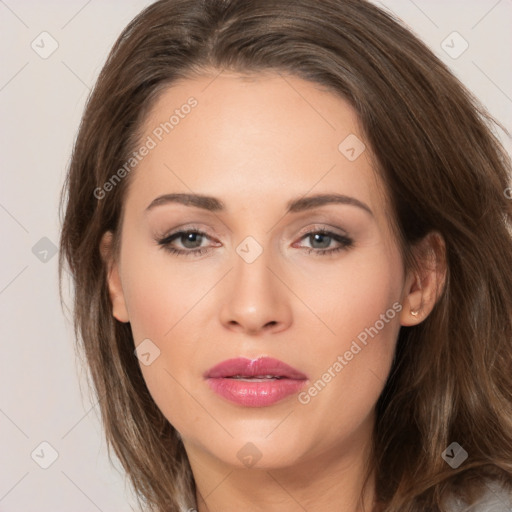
left=219, top=246, right=292, bottom=335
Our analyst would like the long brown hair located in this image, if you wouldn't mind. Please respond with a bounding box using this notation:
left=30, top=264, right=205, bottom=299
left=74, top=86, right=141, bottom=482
left=59, top=0, right=512, bottom=510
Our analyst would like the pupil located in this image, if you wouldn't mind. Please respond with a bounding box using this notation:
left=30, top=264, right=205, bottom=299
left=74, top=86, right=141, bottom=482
left=312, top=233, right=330, bottom=249
left=183, top=232, right=202, bottom=248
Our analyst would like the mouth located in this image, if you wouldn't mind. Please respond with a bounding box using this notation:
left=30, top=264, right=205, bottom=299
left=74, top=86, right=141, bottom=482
left=205, top=357, right=308, bottom=407
left=228, top=375, right=286, bottom=381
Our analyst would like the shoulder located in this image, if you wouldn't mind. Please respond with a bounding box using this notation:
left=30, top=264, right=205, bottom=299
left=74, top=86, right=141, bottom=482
left=444, top=480, right=512, bottom=512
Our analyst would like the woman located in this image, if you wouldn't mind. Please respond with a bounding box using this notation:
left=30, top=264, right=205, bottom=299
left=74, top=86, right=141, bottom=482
left=59, top=0, right=512, bottom=510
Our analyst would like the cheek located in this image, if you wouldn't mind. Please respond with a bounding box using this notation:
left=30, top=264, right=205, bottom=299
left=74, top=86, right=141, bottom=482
left=120, top=239, right=213, bottom=341
left=302, top=246, right=403, bottom=350
left=118, top=244, right=216, bottom=431
left=122, top=285, right=198, bottom=437
left=295, top=247, right=403, bottom=432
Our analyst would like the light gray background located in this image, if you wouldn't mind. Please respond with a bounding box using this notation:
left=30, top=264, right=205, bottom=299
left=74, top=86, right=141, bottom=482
left=0, top=1, right=511, bottom=511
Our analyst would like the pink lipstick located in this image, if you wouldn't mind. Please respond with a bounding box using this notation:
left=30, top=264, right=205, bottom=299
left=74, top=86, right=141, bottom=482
left=205, top=357, right=308, bottom=407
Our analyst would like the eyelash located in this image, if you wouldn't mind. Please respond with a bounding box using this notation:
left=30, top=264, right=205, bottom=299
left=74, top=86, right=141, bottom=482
left=156, top=226, right=353, bottom=258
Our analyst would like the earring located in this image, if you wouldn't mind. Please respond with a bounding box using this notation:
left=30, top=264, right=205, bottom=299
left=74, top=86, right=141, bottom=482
left=410, top=309, right=419, bottom=317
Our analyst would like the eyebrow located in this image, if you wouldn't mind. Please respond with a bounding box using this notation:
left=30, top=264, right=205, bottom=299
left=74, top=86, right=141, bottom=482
left=145, top=192, right=373, bottom=216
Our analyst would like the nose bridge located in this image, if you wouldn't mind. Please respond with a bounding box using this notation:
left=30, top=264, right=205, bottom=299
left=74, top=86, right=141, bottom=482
left=232, top=234, right=278, bottom=304
left=219, top=233, right=291, bottom=333
left=231, top=214, right=277, bottom=285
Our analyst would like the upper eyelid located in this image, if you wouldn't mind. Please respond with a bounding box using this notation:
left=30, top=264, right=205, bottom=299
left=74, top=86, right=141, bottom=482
left=296, top=223, right=349, bottom=237
left=158, top=222, right=214, bottom=237
left=160, top=223, right=348, bottom=235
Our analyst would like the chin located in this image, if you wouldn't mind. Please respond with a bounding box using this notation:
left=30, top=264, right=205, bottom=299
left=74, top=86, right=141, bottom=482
left=192, top=424, right=314, bottom=470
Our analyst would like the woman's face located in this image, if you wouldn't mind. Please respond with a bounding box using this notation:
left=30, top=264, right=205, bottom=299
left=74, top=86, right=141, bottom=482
left=105, top=71, right=418, bottom=472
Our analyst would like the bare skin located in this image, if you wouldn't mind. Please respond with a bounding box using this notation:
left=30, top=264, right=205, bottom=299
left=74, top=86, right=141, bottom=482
left=101, top=71, right=445, bottom=512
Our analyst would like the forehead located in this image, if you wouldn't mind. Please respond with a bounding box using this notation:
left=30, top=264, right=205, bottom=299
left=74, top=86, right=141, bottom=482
left=124, top=71, right=386, bottom=218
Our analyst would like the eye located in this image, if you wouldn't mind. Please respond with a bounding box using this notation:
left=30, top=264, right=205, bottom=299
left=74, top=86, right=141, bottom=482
left=156, top=228, right=218, bottom=257
left=155, top=226, right=353, bottom=258
left=295, top=229, right=354, bottom=256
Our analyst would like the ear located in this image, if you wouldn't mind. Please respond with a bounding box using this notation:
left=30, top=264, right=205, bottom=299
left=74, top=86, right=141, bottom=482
left=100, top=231, right=130, bottom=323
left=400, top=231, right=446, bottom=327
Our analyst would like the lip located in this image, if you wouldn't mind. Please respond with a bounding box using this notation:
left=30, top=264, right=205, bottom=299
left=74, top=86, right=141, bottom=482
left=205, top=357, right=308, bottom=407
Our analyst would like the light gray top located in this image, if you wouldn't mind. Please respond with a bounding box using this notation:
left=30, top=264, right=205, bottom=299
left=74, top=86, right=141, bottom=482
left=177, top=480, right=512, bottom=512
left=445, top=480, right=512, bottom=512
